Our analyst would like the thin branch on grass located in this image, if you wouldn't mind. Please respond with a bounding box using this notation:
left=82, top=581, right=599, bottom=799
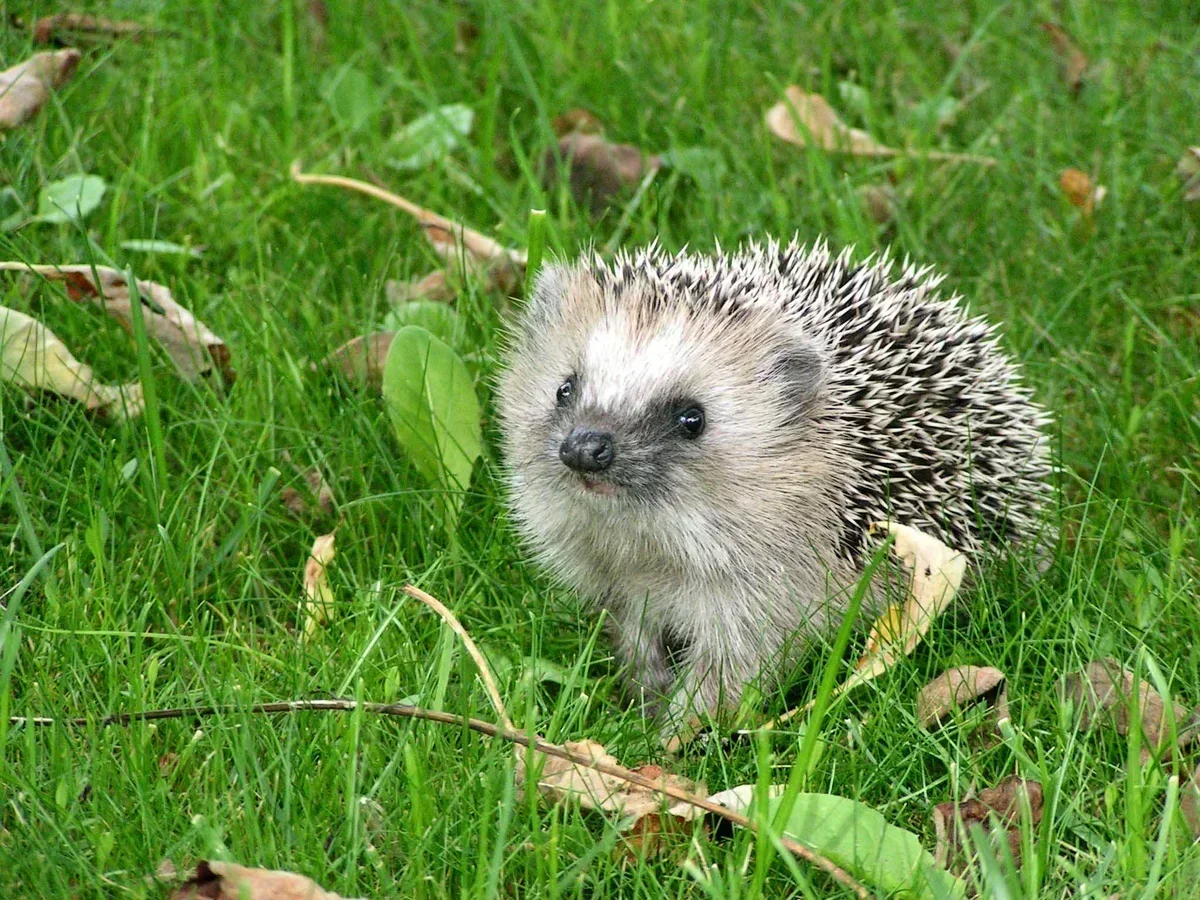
left=403, top=583, right=513, bottom=731
left=11, top=698, right=867, bottom=897
left=289, top=162, right=526, bottom=267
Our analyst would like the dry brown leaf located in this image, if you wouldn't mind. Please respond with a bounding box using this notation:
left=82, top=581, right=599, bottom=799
left=306, top=1, right=328, bottom=53
left=552, top=108, right=605, bottom=137
left=520, top=739, right=704, bottom=824
left=0, top=49, right=81, bottom=129
left=542, top=132, right=662, bottom=214
left=767, top=522, right=966, bottom=728
left=421, top=222, right=523, bottom=295
left=385, top=270, right=454, bottom=305
left=282, top=467, right=335, bottom=520
left=1058, top=658, right=1196, bottom=763
left=766, top=86, right=893, bottom=157
left=32, top=14, right=156, bottom=45
left=0, top=263, right=233, bottom=384
left=1182, top=763, right=1200, bottom=837
left=1041, top=23, right=1088, bottom=95
left=320, top=332, right=393, bottom=391
left=171, top=860, right=359, bottom=900
left=857, top=183, right=900, bottom=225
left=1175, top=147, right=1200, bottom=202
left=1059, top=168, right=1106, bottom=217
left=1, top=305, right=144, bottom=419
left=916, top=665, right=1008, bottom=729
left=454, top=19, right=480, bottom=55
left=765, top=86, right=995, bottom=166
left=301, top=532, right=336, bottom=640
left=933, top=777, right=1043, bottom=871
left=155, top=858, right=179, bottom=881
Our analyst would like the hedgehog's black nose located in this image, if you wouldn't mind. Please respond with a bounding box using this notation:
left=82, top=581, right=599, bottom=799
left=559, top=428, right=615, bottom=473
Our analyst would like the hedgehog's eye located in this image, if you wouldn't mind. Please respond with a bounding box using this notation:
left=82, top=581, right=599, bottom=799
left=556, top=376, right=577, bottom=407
left=676, top=406, right=705, bottom=438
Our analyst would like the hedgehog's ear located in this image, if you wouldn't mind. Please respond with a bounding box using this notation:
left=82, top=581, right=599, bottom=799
left=760, top=340, right=827, bottom=423
left=517, top=263, right=571, bottom=334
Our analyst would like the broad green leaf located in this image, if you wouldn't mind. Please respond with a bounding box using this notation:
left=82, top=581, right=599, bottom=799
left=34, top=174, right=106, bottom=225
left=389, top=103, right=474, bottom=171
left=658, top=146, right=727, bottom=194
left=382, top=301, right=466, bottom=349
left=319, top=66, right=380, bottom=132
left=767, top=792, right=966, bottom=900
left=382, top=325, right=482, bottom=513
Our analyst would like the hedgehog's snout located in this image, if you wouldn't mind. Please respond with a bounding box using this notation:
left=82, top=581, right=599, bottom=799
left=559, top=427, right=615, bottom=473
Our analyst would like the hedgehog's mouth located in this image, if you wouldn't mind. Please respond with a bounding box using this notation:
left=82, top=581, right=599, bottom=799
left=575, top=474, right=619, bottom=497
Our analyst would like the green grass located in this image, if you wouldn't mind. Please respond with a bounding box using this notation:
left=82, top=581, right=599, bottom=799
left=3, top=0, right=1200, bottom=896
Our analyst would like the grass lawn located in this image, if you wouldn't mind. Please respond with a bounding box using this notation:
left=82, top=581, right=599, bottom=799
left=3, top=0, right=1200, bottom=896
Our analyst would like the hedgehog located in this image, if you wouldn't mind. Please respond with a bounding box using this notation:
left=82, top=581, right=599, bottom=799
left=496, top=239, right=1053, bottom=725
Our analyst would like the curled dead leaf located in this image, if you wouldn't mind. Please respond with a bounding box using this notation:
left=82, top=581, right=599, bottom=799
left=454, top=19, right=479, bottom=55
left=301, top=533, right=337, bottom=639
left=171, top=860, right=358, bottom=900
left=552, top=108, right=605, bottom=137
left=281, top=466, right=335, bottom=520
left=1059, top=168, right=1106, bottom=217
left=542, top=132, right=662, bottom=214
left=386, top=270, right=453, bottom=305
left=0, top=263, right=233, bottom=384
left=1041, top=23, right=1088, bottom=95
left=1181, top=764, right=1200, bottom=838
left=857, top=183, right=900, bottom=225
left=0, top=49, right=81, bottom=129
left=932, top=776, right=1043, bottom=871
left=1175, top=147, right=1200, bottom=203
left=520, top=738, right=704, bottom=825
left=917, top=665, right=1008, bottom=729
left=32, top=14, right=157, bottom=45
left=1, top=305, right=144, bottom=419
left=767, top=86, right=893, bottom=157
left=765, top=86, right=995, bottom=166
left=307, top=1, right=328, bottom=53
left=321, top=332, right=394, bottom=391
left=1058, top=657, right=1197, bottom=763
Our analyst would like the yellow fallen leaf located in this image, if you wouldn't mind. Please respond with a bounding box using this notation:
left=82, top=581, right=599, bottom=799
left=0, top=49, right=80, bottom=129
left=0, top=263, right=233, bottom=384
left=766, top=522, right=966, bottom=728
left=765, top=86, right=995, bottom=166
left=301, top=532, right=336, bottom=639
left=1, top=305, right=143, bottom=419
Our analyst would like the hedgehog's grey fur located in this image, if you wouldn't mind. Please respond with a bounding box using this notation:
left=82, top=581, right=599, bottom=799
left=496, top=239, right=1052, bottom=723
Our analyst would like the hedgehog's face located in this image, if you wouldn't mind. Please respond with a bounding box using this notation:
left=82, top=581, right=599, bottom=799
left=498, top=261, right=830, bottom=575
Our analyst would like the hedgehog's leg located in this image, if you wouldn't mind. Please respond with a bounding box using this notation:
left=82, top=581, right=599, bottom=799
left=604, top=604, right=675, bottom=715
left=664, top=623, right=777, bottom=726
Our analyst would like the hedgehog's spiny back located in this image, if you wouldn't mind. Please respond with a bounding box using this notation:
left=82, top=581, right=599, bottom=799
left=586, top=239, right=1053, bottom=559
